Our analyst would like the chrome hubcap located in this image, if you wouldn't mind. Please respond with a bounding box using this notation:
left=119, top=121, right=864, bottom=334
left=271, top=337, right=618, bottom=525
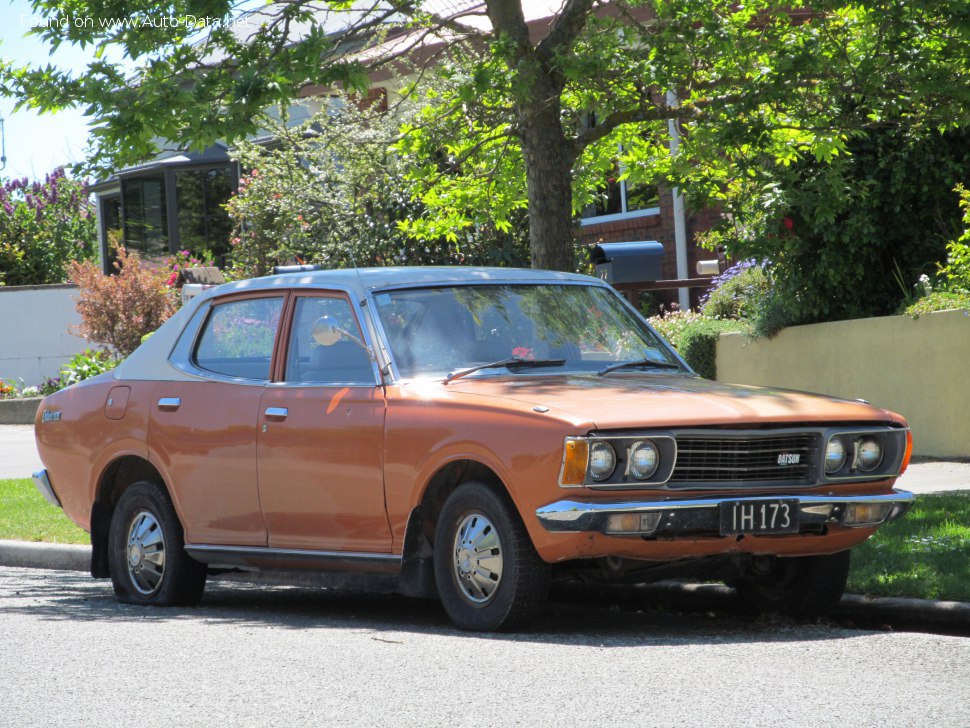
left=452, top=513, right=503, bottom=604
left=126, top=510, right=165, bottom=596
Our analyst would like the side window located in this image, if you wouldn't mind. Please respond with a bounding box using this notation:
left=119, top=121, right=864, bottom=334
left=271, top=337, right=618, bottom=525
left=285, top=297, right=374, bottom=385
left=194, top=297, right=284, bottom=380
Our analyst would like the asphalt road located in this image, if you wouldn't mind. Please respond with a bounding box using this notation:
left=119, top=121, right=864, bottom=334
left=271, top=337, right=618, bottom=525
left=1, top=567, right=968, bottom=727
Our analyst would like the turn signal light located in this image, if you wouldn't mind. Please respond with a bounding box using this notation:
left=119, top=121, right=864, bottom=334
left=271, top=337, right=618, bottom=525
left=900, top=430, right=913, bottom=475
left=843, top=503, right=893, bottom=527
left=560, top=439, right=589, bottom=486
left=605, top=512, right=662, bottom=535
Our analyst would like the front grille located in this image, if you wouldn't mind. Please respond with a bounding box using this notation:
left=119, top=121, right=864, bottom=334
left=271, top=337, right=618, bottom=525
left=669, top=433, right=819, bottom=486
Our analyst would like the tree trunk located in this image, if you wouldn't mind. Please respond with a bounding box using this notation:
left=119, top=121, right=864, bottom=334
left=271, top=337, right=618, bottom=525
left=519, top=87, right=576, bottom=272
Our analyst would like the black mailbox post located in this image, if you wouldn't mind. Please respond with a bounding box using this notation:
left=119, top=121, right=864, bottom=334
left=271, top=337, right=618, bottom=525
left=591, top=241, right=665, bottom=285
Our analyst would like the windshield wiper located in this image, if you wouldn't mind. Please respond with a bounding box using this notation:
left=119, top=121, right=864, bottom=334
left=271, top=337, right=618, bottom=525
left=445, top=357, right=566, bottom=384
left=598, top=358, right=683, bottom=376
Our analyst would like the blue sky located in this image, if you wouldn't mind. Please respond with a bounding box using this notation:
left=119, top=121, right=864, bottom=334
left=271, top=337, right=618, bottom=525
left=0, top=0, right=98, bottom=180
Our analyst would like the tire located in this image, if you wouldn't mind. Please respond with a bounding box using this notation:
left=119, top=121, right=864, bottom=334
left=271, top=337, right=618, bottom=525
left=733, top=550, right=850, bottom=619
left=434, top=482, right=550, bottom=631
left=108, top=480, right=207, bottom=607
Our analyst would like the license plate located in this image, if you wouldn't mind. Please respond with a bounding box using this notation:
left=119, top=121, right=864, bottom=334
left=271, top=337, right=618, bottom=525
left=720, top=499, right=799, bottom=536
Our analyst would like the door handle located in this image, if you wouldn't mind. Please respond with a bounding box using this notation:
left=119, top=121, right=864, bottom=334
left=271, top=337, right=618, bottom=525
left=264, top=407, right=288, bottom=420
left=157, top=397, right=181, bottom=411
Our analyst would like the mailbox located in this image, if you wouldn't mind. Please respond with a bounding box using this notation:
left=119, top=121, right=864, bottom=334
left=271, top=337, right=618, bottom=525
left=591, top=241, right=665, bottom=285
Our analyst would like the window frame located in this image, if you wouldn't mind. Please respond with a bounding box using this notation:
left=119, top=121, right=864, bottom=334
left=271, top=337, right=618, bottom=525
left=274, top=290, right=380, bottom=388
left=169, top=291, right=290, bottom=385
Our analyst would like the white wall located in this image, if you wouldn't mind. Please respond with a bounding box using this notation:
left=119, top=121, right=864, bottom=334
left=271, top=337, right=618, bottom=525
left=0, top=285, right=95, bottom=386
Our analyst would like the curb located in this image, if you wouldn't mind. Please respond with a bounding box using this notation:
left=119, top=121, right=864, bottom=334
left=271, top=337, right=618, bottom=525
left=0, top=539, right=89, bottom=571
left=2, top=540, right=968, bottom=632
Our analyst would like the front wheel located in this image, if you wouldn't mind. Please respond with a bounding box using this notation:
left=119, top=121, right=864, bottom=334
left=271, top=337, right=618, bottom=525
left=108, top=481, right=207, bottom=606
left=733, top=551, right=850, bottom=619
left=434, top=482, right=550, bottom=631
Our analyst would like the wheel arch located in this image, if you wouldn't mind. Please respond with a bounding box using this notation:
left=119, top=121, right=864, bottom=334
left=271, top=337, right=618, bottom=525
left=398, top=458, right=510, bottom=599
left=90, top=455, right=168, bottom=578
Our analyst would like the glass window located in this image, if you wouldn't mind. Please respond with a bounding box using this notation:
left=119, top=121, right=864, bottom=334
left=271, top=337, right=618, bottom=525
left=284, top=297, right=374, bottom=385
left=122, top=174, right=168, bottom=258
left=586, top=161, right=660, bottom=220
left=175, top=167, right=234, bottom=259
left=194, top=297, right=284, bottom=380
left=374, top=284, right=683, bottom=379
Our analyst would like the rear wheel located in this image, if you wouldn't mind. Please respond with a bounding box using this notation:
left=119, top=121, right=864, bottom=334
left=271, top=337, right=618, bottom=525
left=108, top=481, right=206, bottom=606
left=734, top=551, right=850, bottom=619
left=434, top=482, right=550, bottom=631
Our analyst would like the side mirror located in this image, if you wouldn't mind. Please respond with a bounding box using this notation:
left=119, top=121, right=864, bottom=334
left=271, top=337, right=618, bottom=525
left=311, top=316, right=367, bottom=350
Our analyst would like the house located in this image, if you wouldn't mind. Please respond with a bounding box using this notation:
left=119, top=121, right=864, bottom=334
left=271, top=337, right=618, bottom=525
left=89, top=0, right=720, bottom=308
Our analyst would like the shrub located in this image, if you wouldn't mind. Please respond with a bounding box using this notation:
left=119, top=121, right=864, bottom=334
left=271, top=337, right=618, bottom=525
left=701, top=126, right=970, bottom=326
left=700, top=261, right=771, bottom=321
left=0, top=169, right=98, bottom=286
left=936, top=185, right=970, bottom=294
left=59, top=349, right=118, bottom=386
left=676, top=318, right=748, bottom=379
left=69, top=246, right=176, bottom=358
left=904, top=291, right=970, bottom=318
left=647, top=308, right=704, bottom=344
left=648, top=309, right=747, bottom=378
left=225, top=96, right=529, bottom=279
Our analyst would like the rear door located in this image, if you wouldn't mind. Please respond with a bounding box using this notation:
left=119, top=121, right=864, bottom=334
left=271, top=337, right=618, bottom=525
left=151, top=293, right=285, bottom=546
left=256, top=292, right=391, bottom=553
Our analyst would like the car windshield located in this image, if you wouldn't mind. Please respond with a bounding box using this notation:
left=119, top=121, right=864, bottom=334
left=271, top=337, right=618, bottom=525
left=372, top=283, right=686, bottom=379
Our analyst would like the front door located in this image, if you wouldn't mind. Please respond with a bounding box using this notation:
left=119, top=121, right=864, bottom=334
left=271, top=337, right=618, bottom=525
left=256, top=293, right=391, bottom=553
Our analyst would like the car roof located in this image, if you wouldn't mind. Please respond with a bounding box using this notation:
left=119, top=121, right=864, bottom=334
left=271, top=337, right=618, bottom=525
left=206, top=266, right=603, bottom=301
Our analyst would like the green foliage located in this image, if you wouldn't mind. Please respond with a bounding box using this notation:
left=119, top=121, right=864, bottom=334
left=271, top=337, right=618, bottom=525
left=676, top=318, right=748, bottom=380
left=5, top=1, right=970, bottom=271
left=904, top=291, right=970, bottom=317
left=0, top=169, right=98, bottom=286
left=59, top=348, right=118, bottom=387
left=225, top=98, right=529, bottom=279
left=700, top=262, right=771, bottom=321
left=69, top=245, right=176, bottom=357
left=936, top=185, right=970, bottom=294
left=702, top=127, right=970, bottom=326
left=648, top=310, right=746, bottom=378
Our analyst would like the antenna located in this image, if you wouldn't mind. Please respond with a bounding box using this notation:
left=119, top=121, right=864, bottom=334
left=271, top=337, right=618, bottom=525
left=0, top=115, right=6, bottom=171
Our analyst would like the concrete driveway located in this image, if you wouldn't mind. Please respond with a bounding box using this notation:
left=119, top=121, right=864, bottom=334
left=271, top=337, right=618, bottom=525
left=3, top=425, right=968, bottom=493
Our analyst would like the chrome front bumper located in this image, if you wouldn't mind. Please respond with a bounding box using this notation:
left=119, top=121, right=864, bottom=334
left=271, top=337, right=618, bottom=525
left=32, top=469, right=61, bottom=509
left=535, top=490, right=915, bottom=534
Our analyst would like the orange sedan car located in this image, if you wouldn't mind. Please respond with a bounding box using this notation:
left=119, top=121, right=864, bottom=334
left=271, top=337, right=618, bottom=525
left=33, top=267, right=914, bottom=630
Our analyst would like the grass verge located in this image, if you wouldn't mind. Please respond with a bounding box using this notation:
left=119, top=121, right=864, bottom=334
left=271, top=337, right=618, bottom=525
left=847, top=492, right=970, bottom=602
left=0, top=478, right=88, bottom=544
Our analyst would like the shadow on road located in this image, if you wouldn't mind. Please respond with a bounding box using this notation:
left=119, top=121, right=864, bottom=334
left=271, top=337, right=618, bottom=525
left=0, top=568, right=872, bottom=646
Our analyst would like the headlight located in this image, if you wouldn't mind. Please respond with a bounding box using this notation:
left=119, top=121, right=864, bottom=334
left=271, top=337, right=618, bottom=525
left=825, top=438, right=847, bottom=474
left=628, top=440, right=659, bottom=480
left=588, top=441, right=616, bottom=481
left=856, top=438, right=883, bottom=471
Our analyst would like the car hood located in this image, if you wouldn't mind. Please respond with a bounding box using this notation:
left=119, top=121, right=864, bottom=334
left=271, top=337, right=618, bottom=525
left=442, top=374, right=902, bottom=431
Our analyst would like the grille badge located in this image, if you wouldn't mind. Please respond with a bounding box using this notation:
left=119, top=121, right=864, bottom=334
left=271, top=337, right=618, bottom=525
left=777, top=453, right=801, bottom=466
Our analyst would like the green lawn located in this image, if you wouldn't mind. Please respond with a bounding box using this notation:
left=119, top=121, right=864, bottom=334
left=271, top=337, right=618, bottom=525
left=1, top=477, right=968, bottom=602
left=0, top=478, right=88, bottom=544
left=846, top=492, right=970, bottom=602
